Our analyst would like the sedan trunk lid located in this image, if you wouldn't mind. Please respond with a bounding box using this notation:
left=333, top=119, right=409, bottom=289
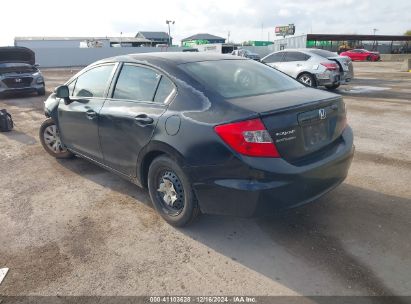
left=226, top=88, right=347, bottom=164
left=328, top=55, right=354, bottom=80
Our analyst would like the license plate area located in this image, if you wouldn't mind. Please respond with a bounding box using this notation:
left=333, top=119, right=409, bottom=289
left=303, top=120, right=329, bottom=150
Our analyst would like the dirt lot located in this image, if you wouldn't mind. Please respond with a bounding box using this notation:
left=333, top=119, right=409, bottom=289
left=0, top=62, right=410, bottom=296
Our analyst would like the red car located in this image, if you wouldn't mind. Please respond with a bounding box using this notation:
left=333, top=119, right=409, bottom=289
left=340, top=49, right=380, bottom=61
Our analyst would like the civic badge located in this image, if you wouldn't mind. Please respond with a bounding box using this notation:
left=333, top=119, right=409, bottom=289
left=319, top=109, right=326, bottom=120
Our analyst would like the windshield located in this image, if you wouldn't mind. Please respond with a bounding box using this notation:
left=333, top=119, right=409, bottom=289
left=180, top=59, right=303, bottom=98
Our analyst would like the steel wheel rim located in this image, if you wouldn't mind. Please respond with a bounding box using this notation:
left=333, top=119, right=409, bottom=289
left=299, top=75, right=313, bottom=86
left=43, top=124, right=67, bottom=154
left=156, top=170, right=185, bottom=216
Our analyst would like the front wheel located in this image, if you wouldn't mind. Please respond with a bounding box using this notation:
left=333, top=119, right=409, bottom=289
left=148, top=155, right=200, bottom=227
left=325, top=83, right=340, bottom=90
left=39, top=118, right=74, bottom=159
left=297, top=73, right=317, bottom=87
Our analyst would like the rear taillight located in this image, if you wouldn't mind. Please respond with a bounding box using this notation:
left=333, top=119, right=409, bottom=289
left=214, top=118, right=280, bottom=158
left=321, top=62, right=339, bottom=71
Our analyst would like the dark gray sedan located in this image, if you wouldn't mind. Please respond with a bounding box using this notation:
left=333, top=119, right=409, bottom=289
left=40, top=53, right=354, bottom=226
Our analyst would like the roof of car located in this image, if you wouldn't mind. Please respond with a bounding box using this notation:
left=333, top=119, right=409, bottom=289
left=261, top=48, right=338, bottom=60
left=273, top=48, right=335, bottom=53
left=96, top=52, right=245, bottom=65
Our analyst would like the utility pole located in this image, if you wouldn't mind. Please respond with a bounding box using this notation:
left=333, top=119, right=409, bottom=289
left=373, top=28, right=378, bottom=51
left=166, top=20, right=175, bottom=46
left=261, top=23, right=264, bottom=41
left=227, top=31, right=230, bottom=43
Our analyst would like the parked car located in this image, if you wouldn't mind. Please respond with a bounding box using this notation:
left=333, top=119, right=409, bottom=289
left=40, top=53, right=354, bottom=227
left=182, top=48, right=199, bottom=52
left=0, top=47, right=45, bottom=97
left=232, top=49, right=261, bottom=61
left=261, top=49, right=353, bottom=90
left=339, top=49, right=380, bottom=61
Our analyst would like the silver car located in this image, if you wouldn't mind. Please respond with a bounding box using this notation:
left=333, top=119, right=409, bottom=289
left=232, top=49, right=261, bottom=61
left=0, top=47, right=45, bottom=97
left=261, top=49, right=353, bottom=90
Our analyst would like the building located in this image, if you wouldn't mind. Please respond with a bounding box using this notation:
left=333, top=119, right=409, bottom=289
left=245, top=41, right=274, bottom=47
left=14, top=36, right=152, bottom=48
left=271, top=34, right=411, bottom=54
left=135, top=32, right=172, bottom=46
left=181, top=33, right=226, bottom=46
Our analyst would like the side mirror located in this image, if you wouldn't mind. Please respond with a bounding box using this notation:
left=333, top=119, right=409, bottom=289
left=56, top=85, right=69, bottom=99
left=34, top=63, right=40, bottom=68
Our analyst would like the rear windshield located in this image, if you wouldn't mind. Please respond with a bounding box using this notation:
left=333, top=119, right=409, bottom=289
left=309, top=49, right=338, bottom=58
left=179, top=59, right=303, bottom=98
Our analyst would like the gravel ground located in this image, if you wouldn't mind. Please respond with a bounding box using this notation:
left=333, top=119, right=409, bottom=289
left=0, top=62, right=410, bottom=296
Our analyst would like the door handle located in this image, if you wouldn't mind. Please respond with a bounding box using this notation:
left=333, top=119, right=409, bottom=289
left=134, top=114, right=154, bottom=126
left=86, top=109, right=97, bottom=119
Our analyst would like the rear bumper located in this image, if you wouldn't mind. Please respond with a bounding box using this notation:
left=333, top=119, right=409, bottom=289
left=315, top=72, right=340, bottom=86
left=340, top=69, right=354, bottom=84
left=189, top=127, right=354, bottom=217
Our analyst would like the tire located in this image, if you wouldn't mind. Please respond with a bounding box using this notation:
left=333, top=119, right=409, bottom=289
left=297, top=73, right=317, bottom=87
left=325, top=83, right=340, bottom=90
left=37, top=87, right=46, bottom=96
left=39, top=118, right=74, bottom=159
left=148, top=155, right=200, bottom=227
left=366, top=55, right=372, bottom=61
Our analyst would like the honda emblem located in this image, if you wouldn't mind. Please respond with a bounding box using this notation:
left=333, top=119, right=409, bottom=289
left=319, top=109, right=326, bottom=120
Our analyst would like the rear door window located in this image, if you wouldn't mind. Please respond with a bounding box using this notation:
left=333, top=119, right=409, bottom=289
left=112, top=64, right=161, bottom=102
left=154, top=76, right=175, bottom=104
left=262, top=52, right=284, bottom=63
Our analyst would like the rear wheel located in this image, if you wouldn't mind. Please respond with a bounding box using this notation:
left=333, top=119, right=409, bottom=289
left=39, top=118, right=74, bottom=159
left=148, top=155, right=200, bottom=227
left=297, top=73, right=316, bottom=87
left=325, top=83, right=340, bottom=90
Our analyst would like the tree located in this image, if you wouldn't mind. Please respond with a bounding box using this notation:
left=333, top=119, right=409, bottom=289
left=405, top=30, right=411, bottom=36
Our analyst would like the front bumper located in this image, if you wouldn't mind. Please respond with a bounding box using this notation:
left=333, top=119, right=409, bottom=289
left=0, top=75, right=45, bottom=94
left=189, top=127, right=354, bottom=217
left=0, top=85, right=44, bottom=94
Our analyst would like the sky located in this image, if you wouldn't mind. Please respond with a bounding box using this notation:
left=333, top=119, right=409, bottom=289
left=1, top=0, right=410, bottom=46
